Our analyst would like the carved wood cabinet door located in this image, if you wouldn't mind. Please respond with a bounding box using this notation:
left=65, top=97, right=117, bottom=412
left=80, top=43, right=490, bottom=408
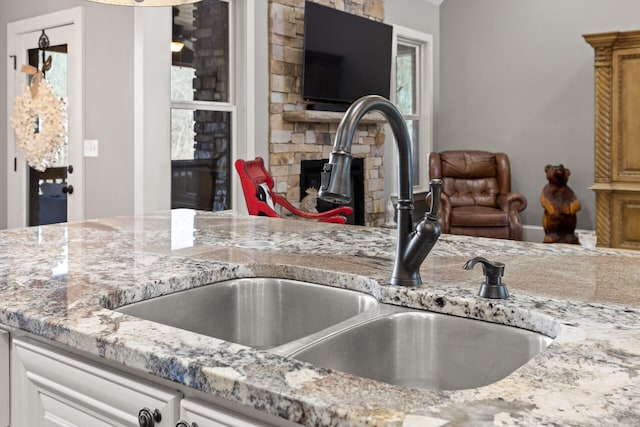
left=584, top=31, right=640, bottom=250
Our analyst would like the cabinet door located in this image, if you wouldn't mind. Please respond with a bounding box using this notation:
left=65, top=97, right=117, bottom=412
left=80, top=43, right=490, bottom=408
left=0, top=330, right=9, bottom=427
left=612, top=192, right=640, bottom=250
left=612, top=47, right=640, bottom=183
left=11, top=338, right=181, bottom=427
left=179, top=398, right=264, bottom=427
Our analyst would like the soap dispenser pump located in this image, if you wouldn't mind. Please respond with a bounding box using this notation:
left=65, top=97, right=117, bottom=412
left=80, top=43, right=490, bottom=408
left=463, top=256, right=509, bottom=299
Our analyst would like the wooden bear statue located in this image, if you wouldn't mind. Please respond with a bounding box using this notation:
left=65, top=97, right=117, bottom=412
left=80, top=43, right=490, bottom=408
left=540, top=164, right=581, bottom=244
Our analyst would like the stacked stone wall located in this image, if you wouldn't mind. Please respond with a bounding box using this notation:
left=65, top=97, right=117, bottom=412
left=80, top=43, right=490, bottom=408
left=268, top=0, right=387, bottom=226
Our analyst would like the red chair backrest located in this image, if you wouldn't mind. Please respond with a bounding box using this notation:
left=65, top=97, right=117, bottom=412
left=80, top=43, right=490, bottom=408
left=234, top=157, right=279, bottom=217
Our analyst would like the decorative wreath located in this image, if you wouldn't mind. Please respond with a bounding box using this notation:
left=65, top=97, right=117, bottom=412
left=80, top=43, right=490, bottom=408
left=10, top=76, right=67, bottom=172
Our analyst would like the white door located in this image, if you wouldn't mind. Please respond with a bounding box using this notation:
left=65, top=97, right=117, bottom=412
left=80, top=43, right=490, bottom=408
left=6, top=8, right=84, bottom=228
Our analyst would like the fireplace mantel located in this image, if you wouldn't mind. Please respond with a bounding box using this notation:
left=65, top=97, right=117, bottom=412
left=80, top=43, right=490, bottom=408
left=283, top=110, right=387, bottom=124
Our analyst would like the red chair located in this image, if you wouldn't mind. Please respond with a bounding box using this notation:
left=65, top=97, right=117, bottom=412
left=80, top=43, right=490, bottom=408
left=235, top=157, right=353, bottom=224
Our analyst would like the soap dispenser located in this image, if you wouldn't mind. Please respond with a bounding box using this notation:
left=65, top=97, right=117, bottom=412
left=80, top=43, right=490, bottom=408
left=463, top=256, right=509, bottom=299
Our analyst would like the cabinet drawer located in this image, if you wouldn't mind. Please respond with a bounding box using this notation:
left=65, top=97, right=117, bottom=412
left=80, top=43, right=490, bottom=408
left=180, top=398, right=263, bottom=427
left=11, top=338, right=181, bottom=427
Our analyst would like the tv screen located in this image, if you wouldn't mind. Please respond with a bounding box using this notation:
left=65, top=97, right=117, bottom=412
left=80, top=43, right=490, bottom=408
left=302, top=1, right=393, bottom=106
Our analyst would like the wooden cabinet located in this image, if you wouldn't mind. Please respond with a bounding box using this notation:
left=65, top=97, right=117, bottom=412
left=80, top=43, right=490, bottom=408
left=584, top=31, right=640, bottom=250
left=11, top=338, right=181, bottom=427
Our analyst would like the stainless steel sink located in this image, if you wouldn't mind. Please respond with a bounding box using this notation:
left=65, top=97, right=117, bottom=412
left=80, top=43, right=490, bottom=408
left=286, top=305, right=554, bottom=391
left=115, top=278, right=378, bottom=349
left=116, top=278, right=554, bottom=391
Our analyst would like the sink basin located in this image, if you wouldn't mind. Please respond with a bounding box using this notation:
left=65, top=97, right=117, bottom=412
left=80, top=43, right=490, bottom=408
left=115, top=278, right=378, bottom=349
left=288, top=306, right=554, bottom=391
left=117, top=278, right=553, bottom=391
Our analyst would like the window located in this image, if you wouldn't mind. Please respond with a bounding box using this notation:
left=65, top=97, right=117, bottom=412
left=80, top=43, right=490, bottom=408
left=170, top=0, right=234, bottom=211
left=393, top=27, right=433, bottom=193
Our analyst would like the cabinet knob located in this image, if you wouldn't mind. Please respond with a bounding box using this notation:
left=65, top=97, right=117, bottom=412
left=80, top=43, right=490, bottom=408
left=138, top=408, right=162, bottom=427
left=176, top=422, right=199, bottom=427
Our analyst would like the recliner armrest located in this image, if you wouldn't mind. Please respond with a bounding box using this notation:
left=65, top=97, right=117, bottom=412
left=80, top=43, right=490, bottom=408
left=497, top=192, right=528, bottom=213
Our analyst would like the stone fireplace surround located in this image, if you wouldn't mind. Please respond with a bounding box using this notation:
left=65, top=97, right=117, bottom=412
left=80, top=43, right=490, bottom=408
left=268, top=0, right=387, bottom=226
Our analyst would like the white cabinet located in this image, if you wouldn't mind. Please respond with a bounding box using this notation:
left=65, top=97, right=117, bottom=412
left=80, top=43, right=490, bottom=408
left=0, top=329, right=9, bottom=427
left=177, top=398, right=263, bottom=427
left=9, top=337, right=297, bottom=427
left=11, top=338, right=181, bottom=427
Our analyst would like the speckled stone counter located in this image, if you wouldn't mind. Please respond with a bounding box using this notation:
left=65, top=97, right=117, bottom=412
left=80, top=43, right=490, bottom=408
left=0, top=211, right=639, bottom=426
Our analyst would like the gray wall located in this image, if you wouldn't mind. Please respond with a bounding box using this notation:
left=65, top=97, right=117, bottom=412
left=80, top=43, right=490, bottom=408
left=440, top=0, right=640, bottom=231
left=1, top=0, right=135, bottom=228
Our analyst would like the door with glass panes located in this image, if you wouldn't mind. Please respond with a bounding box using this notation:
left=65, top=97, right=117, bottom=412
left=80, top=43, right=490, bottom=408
left=7, top=9, right=84, bottom=228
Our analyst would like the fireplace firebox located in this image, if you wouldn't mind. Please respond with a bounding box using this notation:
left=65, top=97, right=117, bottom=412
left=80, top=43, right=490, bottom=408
left=300, top=159, right=364, bottom=225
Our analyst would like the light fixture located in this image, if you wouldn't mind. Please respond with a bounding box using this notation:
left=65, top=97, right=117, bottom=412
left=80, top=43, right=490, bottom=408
left=171, top=41, right=185, bottom=52
left=86, top=0, right=201, bottom=6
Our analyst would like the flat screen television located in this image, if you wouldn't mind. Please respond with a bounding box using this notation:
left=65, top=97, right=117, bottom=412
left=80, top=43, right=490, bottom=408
left=302, top=1, right=393, bottom=109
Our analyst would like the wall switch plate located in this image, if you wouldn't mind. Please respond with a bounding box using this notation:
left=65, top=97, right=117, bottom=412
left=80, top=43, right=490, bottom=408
left=84, top=139, right=99, bottom=157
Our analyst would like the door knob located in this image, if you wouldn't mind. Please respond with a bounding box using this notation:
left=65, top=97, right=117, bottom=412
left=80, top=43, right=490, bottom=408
left=62, top=185, right=74, bottom=195
left=67, top=164, right=73, bottom=174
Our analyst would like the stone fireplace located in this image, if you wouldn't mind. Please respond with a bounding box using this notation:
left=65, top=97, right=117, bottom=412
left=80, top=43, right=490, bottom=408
left=268, top=0, right=387, bottom=226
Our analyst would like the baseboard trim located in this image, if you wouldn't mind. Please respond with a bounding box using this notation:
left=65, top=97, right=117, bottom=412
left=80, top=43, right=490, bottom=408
left=522, top=225, right=545, bottom=243
left=523, top=225, right=596, bottom=245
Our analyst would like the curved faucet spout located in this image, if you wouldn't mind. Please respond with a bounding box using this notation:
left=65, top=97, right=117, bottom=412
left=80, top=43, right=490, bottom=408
left=319, top=95, right=441, bottom=286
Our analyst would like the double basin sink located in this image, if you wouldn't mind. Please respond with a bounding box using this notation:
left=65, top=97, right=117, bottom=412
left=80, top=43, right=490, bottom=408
left=116, top=278, right=554, bottom=391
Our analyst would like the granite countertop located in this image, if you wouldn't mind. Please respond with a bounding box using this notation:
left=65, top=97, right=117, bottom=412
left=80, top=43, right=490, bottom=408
left=0, top=211, right=639, bottom=426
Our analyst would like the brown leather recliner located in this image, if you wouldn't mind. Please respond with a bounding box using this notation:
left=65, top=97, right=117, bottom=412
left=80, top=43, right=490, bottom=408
left=429, top=150, right=527, bottom=240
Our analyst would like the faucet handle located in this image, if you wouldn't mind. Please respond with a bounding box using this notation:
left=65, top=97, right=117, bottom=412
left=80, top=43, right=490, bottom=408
left=463, top=256, right=509, bottom=299
left=426, top=179, right=443, bottom=221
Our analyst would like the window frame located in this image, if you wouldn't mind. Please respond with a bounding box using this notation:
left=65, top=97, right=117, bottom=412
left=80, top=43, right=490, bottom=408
left=169, top=0, right=238, bottom=210
left=390, top=25, right=434, bottom=194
